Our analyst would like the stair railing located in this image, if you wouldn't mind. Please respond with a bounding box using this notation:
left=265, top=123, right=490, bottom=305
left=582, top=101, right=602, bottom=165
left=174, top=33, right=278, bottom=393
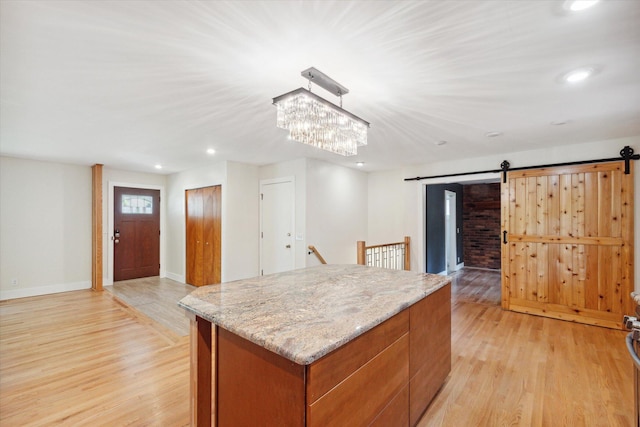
left=357, top=236, right=411, bottom=271
left=308, top=245, right=327, bottom=264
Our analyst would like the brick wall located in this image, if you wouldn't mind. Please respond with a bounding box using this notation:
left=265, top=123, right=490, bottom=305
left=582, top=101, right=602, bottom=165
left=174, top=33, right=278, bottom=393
left=463, top=183, right=501, bottom=269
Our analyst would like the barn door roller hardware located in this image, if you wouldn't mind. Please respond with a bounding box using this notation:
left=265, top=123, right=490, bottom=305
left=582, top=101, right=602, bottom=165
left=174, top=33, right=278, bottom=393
left=403, top=146, right=639, bottom=182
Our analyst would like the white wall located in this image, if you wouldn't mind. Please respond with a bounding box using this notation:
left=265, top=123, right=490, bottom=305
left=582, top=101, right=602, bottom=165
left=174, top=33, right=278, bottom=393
left=367, top=169, right=406, bottom=245
left=225, top=161, right=260, bottom=281
left=102, top=167, right=167, bottom=285
left=368, top=137, right=640, bottom=291
left=0, top=156, right=92, bottom=299
left=306, top=159, right=368, bottom=265
left=259, top=158, right=307, bottom=269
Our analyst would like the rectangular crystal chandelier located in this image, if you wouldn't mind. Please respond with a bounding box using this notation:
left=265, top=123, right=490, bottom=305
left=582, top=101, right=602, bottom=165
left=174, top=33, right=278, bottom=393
left=273, top=68, right=370, bottom=156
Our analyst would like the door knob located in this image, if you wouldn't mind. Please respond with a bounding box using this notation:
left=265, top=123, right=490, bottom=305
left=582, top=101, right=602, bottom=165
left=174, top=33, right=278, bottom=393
left=114, top=239, right=120, bottom=244
left=286, top=245, right=291, bottom=248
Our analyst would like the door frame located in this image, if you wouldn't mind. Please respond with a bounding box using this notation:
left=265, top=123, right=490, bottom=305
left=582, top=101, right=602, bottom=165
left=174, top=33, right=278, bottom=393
left=259, top=176, right=295, bottom=275
left=444, top=190, right=458, bottom=274
left=107, top=181, right=166, bottom=285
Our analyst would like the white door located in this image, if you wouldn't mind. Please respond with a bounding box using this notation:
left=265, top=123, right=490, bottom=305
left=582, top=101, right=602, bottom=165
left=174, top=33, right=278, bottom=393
left=445, top=190, right=457, bottom=274
left=260, top=178, right=295, bottom=275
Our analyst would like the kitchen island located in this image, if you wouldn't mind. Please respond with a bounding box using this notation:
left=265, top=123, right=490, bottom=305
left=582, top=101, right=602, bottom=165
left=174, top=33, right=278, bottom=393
left=179, top=264, right=451, bottom=426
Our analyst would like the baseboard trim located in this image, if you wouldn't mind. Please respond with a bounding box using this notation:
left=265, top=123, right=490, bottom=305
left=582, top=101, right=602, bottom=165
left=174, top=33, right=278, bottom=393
left=462, top=266, right=501, bottom=272
left=0, top=280, right=92, bottom=301
left=165, top=272, right=185, bottom=283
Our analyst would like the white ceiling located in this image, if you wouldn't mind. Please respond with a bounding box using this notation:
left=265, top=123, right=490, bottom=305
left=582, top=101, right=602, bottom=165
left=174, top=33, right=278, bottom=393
left=1, top=0, right=639, bottom=174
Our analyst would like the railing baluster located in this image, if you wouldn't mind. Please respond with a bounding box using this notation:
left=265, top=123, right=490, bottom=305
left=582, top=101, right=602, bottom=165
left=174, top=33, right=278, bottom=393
left=360, top=237, right=410, bottom=271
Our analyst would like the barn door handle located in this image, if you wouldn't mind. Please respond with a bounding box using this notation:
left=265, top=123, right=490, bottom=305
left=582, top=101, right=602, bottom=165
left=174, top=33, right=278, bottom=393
left=503, top=231, right=508, bottom=244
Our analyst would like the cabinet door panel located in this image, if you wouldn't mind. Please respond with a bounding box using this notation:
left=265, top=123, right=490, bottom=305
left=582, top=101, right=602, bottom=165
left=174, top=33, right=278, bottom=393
left=186, top=188, right=203, bottom=286
left=203, top=186, right=221, bottom=285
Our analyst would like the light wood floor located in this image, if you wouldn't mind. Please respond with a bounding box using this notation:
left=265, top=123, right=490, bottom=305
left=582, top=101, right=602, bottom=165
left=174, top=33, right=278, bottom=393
left=0, top=268, right=633, bottom=426
left=419, top=268, right=632, bottom=426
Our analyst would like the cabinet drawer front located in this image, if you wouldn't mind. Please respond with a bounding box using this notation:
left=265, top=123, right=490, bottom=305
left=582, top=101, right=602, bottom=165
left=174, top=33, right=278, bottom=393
left=307, top=309, right=409, bottom=402
left=307, top=334, right=409, bottom=427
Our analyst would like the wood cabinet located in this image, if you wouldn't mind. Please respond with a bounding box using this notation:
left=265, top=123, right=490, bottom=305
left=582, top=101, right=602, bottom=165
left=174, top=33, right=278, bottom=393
left=213, top=283, right=451, bottom=426
left=185, top=185, right=221, bottom=287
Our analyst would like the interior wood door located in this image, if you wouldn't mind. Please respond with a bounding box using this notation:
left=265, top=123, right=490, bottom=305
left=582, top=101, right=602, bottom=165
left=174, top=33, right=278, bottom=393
left=202, top=186, right=221, bottom=285
left=186, top=186, right=221, bottom=287
left=501, top=161, right=634, bottom=329
left=113, top=187, right=160, bottom=281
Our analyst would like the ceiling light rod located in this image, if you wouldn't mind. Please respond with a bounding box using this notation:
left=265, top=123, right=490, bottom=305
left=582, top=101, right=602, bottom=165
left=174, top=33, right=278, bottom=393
left=302, top=67, right=349, bottom=97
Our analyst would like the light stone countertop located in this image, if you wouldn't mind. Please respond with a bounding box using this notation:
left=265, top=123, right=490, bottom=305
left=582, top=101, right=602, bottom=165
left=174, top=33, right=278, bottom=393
left=179, top=264, right=450, bottom=365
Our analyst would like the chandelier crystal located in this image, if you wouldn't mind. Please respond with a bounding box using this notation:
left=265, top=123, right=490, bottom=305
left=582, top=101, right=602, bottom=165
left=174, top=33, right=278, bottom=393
left=273, top=68, right=370, bottom=156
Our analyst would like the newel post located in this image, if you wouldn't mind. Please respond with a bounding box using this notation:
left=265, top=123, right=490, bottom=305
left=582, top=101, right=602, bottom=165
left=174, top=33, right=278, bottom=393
left=404, top=236, right=411, bottom=271
left=357, top=241, right=366, bottom=265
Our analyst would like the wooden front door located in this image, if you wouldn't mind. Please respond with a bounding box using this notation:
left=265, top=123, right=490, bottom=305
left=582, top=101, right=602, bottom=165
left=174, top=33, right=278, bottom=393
left=114, top=187, right=160, bottom=282
left=501, top=161, right=634, bottom=329
left=186, top=185, right=221, bottom=287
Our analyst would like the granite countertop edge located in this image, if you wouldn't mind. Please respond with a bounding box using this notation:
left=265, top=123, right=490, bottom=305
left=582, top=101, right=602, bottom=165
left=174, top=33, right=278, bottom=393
left=179, top=265, right=451, bottom=365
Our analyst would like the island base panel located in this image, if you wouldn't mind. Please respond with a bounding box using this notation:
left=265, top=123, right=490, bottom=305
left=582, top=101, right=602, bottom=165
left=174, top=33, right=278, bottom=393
left=409, top=284, right=452, bottom=425
left=216, top=327, right=305, bottom=426
left=189, top=315, right=213, bottom=427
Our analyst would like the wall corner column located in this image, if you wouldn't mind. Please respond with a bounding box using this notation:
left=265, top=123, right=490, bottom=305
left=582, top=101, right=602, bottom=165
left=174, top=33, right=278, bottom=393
left=92, top=164, right=103, bottom=291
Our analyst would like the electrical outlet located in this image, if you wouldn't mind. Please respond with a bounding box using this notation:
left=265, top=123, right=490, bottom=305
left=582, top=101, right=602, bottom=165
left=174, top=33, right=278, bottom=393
left=10, top=278, right=18, bottom=287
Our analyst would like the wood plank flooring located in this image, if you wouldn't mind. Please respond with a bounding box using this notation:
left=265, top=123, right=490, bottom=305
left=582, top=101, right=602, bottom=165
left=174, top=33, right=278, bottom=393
left=0, top=268, right=633, bottom=426
left=0, top=289, right=191, bottom=426
left=418, top=268, right=632, bottom=426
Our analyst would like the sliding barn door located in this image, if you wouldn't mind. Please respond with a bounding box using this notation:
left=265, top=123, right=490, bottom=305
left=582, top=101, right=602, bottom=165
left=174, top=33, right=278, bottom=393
left=501, top=161, right=634, bottom=329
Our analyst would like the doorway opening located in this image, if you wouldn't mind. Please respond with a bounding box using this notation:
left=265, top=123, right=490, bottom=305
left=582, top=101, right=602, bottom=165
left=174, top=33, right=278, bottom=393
left=425, top=179, right=501, bottom=276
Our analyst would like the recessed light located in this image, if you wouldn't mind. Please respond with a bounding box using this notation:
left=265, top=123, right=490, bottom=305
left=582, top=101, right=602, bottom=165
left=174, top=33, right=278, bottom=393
left=206, top=148, right=216, bottom=155
left=154, top=164, right=162, bottom=170
left=435, top=141, right=447, bottom=146
left=356, top=162, right=365, bottom=167
left=564, top=0, right=599, bottom=12
left=564, top=67, right=593, bottom=83
left=485, top=131, right=503, bottom=138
